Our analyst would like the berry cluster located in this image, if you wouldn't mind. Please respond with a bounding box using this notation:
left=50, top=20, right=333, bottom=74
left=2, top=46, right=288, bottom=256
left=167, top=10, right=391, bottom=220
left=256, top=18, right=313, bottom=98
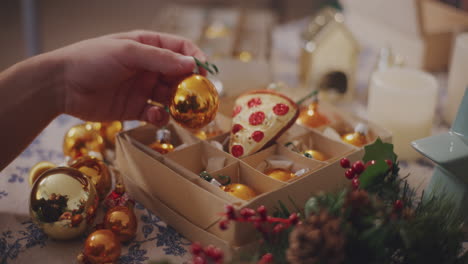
left=190, top=242, right=224, bottom=264
left=340, top=158, right=393, bottom=189
left=220, top=205, right=299, bottom=242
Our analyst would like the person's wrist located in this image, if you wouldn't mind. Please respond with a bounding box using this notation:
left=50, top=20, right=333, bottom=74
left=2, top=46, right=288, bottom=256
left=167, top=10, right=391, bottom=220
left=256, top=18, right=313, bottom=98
left=36, top=51, right=67, bottom=116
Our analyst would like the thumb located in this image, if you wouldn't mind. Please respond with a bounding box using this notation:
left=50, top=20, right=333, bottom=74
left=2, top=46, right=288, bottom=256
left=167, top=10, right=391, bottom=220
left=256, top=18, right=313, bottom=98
left=123, top=41, right=195, bottom=75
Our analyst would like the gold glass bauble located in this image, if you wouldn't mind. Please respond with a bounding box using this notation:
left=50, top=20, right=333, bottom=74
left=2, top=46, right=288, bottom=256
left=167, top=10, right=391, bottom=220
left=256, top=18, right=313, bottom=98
left=341, top=132, right=367, bottom=147
left=297, top=101, right=330, bottom=128
left=63, top=123, right=105, bottom=160
left=221, top=183, right=257, bottom=200
left=83, top=229, right=121, bottom=264
left=104, top=206, right=137, bottom=242
left=89, top=121, right=123, bottom=148
left=169, top=74, right=219, bottom=129
left=264, top=168, right=294, bottom=182
left=303, top=149, right=328, bottom=161
left=69, top=155, right=111, bottom=200
left=29, top=161, right=56, bottom=186
left=29, top=167, right=98, bottom=240
left=149, top=141, right=174, bottom=154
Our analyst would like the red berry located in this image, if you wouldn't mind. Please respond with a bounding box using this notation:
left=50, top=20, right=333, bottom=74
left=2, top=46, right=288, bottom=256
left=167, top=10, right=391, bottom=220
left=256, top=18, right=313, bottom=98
left=219, top=220, right=229, bottom=230
left=232, top=105, right=242, bottom=117
left=352, top=161, right=365, bottom=174
left=273, top=223, right=284, bottom=233
left=248, top=97, right=262, bottom=108
left=394, top=200, right=403, bottom=211
left=225, top=205, right=236, bottom=220
left=365, top=160, right=376, bottom=168
left=193, top=256, right=206, bottom=264
left=190, top=242, right=203, bottom=255
left=385, top=159, right=393, bottom=168
left=345, top=168, right=355, bottom=179
left=249, top=111, right=266, bottom=126
left=240, top=208, right=256, bottom=219
left=204, top=245, right=216, bottom=258
left=352, top=178, right=360, bottom=189
left=259, top=253, right=274, bottom=263
left=251, top=131, right=264, bottom=142
left=289, top=213, right=299, bottom=225
left=211, top=248, right=224, bottom=261
left=231, top=124, right=243, bottom=134
left=273, top=103, right=289, bottom=116
left=340, top=158, right=351, bottom=168
left=257, top=205, right=267, bottom=220
left=231, top=145, right=244, bottom=158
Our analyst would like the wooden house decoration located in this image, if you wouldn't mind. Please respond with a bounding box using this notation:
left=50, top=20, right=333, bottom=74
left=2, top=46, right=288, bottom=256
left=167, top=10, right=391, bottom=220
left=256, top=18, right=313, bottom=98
left=299, top=7, right=360, bottom=102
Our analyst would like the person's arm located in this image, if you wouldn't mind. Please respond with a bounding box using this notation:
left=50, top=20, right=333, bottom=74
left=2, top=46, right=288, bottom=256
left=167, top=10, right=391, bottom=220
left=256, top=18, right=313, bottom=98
left=0, top=53, right=63, bottom=169
left=0, top=30, right=206, bottom=170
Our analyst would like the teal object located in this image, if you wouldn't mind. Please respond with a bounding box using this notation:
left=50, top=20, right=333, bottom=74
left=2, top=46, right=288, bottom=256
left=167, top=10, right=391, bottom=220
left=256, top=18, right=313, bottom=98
left=412, top=88, right=468, bottom=218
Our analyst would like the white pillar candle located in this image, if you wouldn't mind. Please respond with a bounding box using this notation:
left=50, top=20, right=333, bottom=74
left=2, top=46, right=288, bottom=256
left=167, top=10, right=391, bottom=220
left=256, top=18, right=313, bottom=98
left=444, top=33, right=468, bottom=125
left=368, top=68, right=438, bottom=160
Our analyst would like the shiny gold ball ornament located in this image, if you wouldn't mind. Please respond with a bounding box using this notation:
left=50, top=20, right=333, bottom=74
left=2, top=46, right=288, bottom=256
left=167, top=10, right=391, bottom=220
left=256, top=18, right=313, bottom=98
left=221, top=183, right=257, bottom=200
left=297, top=97, right=330, bottom=128
left=69, top=155, right=112, bottom=200
left=341, top=123, right=369, bottom=147
left=83, top=229, right=121, bottom=264
left=303, top=149, right=328, bottom=161
left=264, top=168, right=295, bottom=182
left=63, top=123, right=105, bottom=160
left=170, top=74, right=219, bottom=129
left=29, top=167, right=98, bottom=240
left=104, top=206, right=138, bottom=242
left=28, top=161, right=56, bottom=186
left=89, top=121, right=123, bottom=148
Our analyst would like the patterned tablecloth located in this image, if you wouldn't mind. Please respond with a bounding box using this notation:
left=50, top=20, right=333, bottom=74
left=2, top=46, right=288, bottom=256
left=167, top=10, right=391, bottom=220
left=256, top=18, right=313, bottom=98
left=0, top=18, right=447, bottom=264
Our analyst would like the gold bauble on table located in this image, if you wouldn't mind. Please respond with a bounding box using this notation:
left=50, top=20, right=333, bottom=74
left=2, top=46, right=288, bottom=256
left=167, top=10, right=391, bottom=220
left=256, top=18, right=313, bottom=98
left=303, top=149, right=329, bottom=161
left=89, top=121, right=123, bottom=148
left=104, top=206, right=137, bottom=242
left=169, top=74, right=219, bottom=129
left=221, top=183, right=257, bottom=200
left=29, top=161, right=56, bottom=186
left=69, top=155, right=112, bottom=200
left=264, top=168, right=294, bottom=182
left=29, top=167, right=98, bottom=240
left=63, top=123, right=105, bottom=160
left=83, top=229, right=121, bottom=264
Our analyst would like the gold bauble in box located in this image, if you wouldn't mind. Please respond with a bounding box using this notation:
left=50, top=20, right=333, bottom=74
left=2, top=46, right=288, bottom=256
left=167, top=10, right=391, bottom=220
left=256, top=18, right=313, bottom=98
left=297, top=101, right=330, bottom=128
left=303, top=149, right=328, bottom=161
left=69, top=155, right=111, bottom=200
left=104, top=206, right=137, bottom=242
left=89, top=121, right=123, bottom=148
left=221, top=183, right=257, bottom=200
left=29, top=167, right=98, bottom=240
left=169, top=74, right=219, bottom=129
left=63, top=123, right=105, bottom=160
left=264, top=168, right=294, bottom=182
left=29, top=161, right=56, bottom=186
left=83, top=229, right=121, bottom=264
left=341, top=123, right=369, bottom=147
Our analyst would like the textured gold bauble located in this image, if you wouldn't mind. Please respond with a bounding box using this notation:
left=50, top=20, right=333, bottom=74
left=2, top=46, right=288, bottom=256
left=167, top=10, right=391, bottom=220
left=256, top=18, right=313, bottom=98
left=342, top=132, right=367, bottom=147
left=89, top=121, right=123, bottom=148
left=221, top=183, right=257, bottom=200
left=69, top=155, right=112, bottom=200
left=28, top=161, right=56, bottom=186
left=169, top=74, right=219, bottom=129
left=29, top=167, right=98, bottom=240
left=63, top=123, right=105, bottom=160
left=264, top=168, right=294, bottom=182
left=303, top=149, right=329, bottom=161
left=83, top=229, right=121, bottom=264
left=104, top=206, right=138, bottom=242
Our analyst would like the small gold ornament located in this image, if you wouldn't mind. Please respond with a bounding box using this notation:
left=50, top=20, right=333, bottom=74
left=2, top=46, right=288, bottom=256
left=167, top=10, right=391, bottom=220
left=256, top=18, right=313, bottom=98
left=264, top=168, right=294, bottom=182
left=29, top=161, right=56, bottom=186
left=104, top=206, right=138, bottom=242
left=69, top=155, right=112, bottom=200
left=89, top=121, right=123, bottom=148
left=341, top=123, right=369, bottom=147
left=193, top=120, right=224, bottom=140
left=63, top=123, right=105, bottom=160
left=83, top=229, right=121, bottom=264
left=303, top=149, right=328, bottom=161
left=297, top=97, right=330, bottom=128
left=169, top=74, right=219, bottom=129
left=221, top=183, right=257, bottom=200
left=148, top=128, right=175, bottom=154
left=29, top=167, right=98, bottom=240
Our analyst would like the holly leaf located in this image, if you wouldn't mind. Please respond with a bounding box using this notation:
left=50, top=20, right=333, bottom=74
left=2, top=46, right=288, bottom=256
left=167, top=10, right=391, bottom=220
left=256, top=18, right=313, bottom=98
left=363, top=138, right=397, bottom=163
left=359, top=160, right=389, bottom=189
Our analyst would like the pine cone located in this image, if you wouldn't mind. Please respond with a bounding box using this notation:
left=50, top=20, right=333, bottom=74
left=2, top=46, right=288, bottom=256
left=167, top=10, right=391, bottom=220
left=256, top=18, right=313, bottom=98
left=287, top=210, right=345, bottom=264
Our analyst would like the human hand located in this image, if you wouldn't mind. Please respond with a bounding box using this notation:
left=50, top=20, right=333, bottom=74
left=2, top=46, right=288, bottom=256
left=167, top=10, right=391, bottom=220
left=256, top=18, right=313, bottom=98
left=55, top=30, right=206, bottom=126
